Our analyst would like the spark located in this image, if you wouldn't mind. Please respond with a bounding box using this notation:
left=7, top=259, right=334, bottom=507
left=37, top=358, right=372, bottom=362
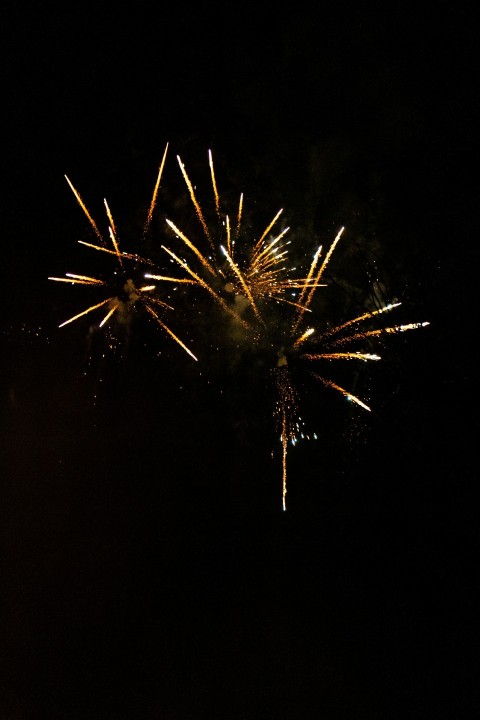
left=312, top=375, right=372, bottom=412
left=64, top=174, right=104, bottom=245
left=144, top=273, right=196, bottom=285
left=293, top=327, right=315, bottom=348
left=328, top=321, right=431, bottom=348
left=208, top=149, right=220, bottom=217
left=47, top=273, right=104, bottom=285
left=145, top=305, right=198, bottom=361
left=58, top=298, right=113, bottom=328
left=302, top=352, right=381, bottom=361
left=165, top=219, right=217, bottom=277
left=176, top=154, right=215, bottom=252
left=251, top=208, right=284, bottom=257
left=99, top=302, right=120, bottom=328
left=292, top=226, right=345, bottom=333
left=77, top=240, right=157, bottom=266
left=317, top=302, right=402, bottom=341
left=144, top=142, right=169, bottom=233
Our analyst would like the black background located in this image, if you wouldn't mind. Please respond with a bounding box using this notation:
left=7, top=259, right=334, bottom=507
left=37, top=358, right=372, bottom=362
left=1, top=3, right=479, bottom=718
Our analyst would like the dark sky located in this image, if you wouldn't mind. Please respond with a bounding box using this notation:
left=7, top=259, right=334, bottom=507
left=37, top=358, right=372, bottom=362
left=2, top=3, right=479, bottom=718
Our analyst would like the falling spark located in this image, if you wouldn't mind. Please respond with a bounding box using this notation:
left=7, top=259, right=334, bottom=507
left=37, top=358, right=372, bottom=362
left=145, top=305, right=198, bottom=361
left=312, top=375, right=372, bottom=412
left=273, top=365, right=302, bottom=512
left=64, top=174, right=104, bottom=245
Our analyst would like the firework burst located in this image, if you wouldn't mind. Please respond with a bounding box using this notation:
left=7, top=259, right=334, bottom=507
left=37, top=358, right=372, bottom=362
left=264, top=228, right=430, bottom=511
left=49, top=144, right=198, bottom=361
left=156, top=150, right=334, bottom=337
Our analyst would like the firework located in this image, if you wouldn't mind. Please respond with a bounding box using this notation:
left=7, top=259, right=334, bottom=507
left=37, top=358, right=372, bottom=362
left=160, top=151, right=335, bottom=335
left=48, top=146, right=430, bottom=511
left=264, top=228, right=430, bottom=510
left=49, top=144, right=198, bottom=361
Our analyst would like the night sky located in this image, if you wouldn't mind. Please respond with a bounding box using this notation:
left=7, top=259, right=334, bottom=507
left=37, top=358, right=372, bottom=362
left=2, top=3, right=479, bottom=718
